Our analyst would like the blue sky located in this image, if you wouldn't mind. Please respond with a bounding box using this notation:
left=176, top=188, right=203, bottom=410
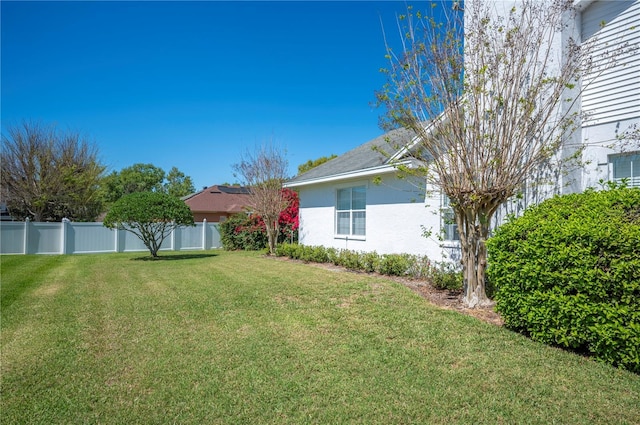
left=2, top=1, right=416, bottom=189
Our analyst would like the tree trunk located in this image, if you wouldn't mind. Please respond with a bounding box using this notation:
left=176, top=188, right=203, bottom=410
left=457, top=207, right=493, bottom=308
left=147, top=239, right=159, bottom=258
left=264, top=216, right=279, bottom=255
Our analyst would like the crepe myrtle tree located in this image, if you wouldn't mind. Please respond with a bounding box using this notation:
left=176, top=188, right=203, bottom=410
left=233, top=143, right=289, bottom=255
left=103, top=191, right=195, bottom=258
left=377, top=0, right=631, bottom=307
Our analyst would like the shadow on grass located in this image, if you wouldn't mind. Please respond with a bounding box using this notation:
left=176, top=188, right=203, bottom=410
left=131, top=252, right=219, bottom=261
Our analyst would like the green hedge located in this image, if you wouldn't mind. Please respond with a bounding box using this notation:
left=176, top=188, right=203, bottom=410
left=275, top=243, right=462, bottom=290
left=487, top=187, right=640, bottom=373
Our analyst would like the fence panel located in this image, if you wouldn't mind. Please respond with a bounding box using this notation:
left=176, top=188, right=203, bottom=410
left=68, top=223, right=116, bottom=254
left=205, top=223, right=222, bottom=249
left=1, top=221, right=222, bottom=255
left=119, top=229, right=149, bottom=252
left=30, top=222, right=63, bottom=254
left=0, top=222, right=26, bottom=254
left=177, top=224, right=204, bottom=250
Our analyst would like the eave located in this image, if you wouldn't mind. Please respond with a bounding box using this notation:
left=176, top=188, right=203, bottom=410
left=284, top=159, right=416, bottom=189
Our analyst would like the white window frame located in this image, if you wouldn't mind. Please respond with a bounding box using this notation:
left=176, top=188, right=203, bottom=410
left=610, top=152, right=640, bottom=188
left=335, top=185, right=366, bottom=239
left=442, top=195, right=460, bottom=241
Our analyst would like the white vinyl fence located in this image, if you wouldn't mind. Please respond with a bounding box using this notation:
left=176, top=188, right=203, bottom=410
left=0, top=220, right=221, bottom=255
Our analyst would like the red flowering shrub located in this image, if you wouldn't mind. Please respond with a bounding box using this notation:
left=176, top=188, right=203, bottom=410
left=278, top=188, right=299, bottom=243
left=220, top=189, right=299, bottom=250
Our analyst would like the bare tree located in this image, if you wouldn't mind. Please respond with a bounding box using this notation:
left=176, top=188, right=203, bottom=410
left=1, top=121, right=105, bottom=221
left=233, top=143, right=289, bottom=255
left=377, top=0, right=629, bottom=307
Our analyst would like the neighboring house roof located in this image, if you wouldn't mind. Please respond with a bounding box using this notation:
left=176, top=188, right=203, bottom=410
left=285, top=127, right=421, bottom=188
left=0, top=202, right=13, bottom=221
left=183, top=185, right=252, bottom=213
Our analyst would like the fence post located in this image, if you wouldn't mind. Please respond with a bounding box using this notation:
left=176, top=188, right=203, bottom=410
left=61, top=218, right=70, bottom=254
left=171, top=222, right=176, bottom=251
left=202, top=219, right=207, bottom=250
left=114, top=227, right=120, bottom=252
left=23, top=218, right=30, bottom=254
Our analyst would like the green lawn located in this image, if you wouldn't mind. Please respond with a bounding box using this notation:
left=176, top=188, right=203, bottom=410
left=1, top=251, right=639, bottom=424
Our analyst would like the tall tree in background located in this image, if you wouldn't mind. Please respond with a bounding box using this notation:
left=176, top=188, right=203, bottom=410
left=377, top=0, right=628, bottom=307
left=100, top=163, right=165, bottom=205
left=101, top=163, right=194, bottom=205
left=1, top=121, right=105, bottom=221
left=297, top=154, right=338, bottom=175
left=233, top=143, right=289, bottom=255
left=164, top=166, right=195, bottom=198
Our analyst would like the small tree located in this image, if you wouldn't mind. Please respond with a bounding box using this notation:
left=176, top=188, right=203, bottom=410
left=233, top=143, right=289, bottom=255
left=103, top=191, right=195, bottom=258
left=377, top=0, right=630, bottom=307
left=1, top=120, right=105, bottom=222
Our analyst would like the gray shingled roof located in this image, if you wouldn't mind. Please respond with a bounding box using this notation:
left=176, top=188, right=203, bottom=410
left=287, top=127, right=416, bottom=184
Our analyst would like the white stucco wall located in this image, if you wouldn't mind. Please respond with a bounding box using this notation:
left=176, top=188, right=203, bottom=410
left=296, top=173, right=454, bottom=261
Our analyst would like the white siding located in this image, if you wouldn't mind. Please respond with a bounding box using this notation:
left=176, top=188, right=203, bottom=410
left=577, top=0, right=640, bottom=191
left=581, top=0, right=640, bottom=126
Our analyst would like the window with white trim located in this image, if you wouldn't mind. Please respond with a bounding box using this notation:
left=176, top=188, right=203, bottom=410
left=336, top=186, right=366, bottom=236
left=442, top=195, right=460, bottom=241
left=610, top=152, right=640, bottom=188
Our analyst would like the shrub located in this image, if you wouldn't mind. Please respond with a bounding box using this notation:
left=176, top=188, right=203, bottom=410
left=301, top=245, right=331, bottom=263
left=430, top=262, right=463, bottom=291
left=379, top=254, right=411, bottom=276
left=275, top=244, right=465, bottom=293
left=336, top=249, right=363, bottom=270
left=487, top=187, right=640, bottom=373
left=219, top=189, right=298, bottom=252
left=326, top=247, right=339, bottom=265
left=219, top=214, right=268, bottom=251
left=277, top=188, right=300, bottom=245
left=406, top=256, right=432, bottom=279
left=361, top=251, right=380, bottom=273
left=275, top=242, right=300, bottom=259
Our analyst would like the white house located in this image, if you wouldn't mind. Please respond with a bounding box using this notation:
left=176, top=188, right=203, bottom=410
left=573, top=0, right=640, bottom=189
left=285, top=128, right=461, bottom=262
left=285, top=0, right=639, bottom=262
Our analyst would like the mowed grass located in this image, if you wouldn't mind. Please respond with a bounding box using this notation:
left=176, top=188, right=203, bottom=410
left=1, top=251, right=639, bottom=424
